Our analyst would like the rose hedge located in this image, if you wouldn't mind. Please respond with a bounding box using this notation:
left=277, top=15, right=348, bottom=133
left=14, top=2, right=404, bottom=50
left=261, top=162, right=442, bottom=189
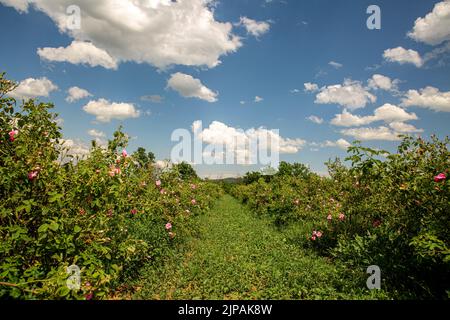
left=231, top=137, right=449, bottom=299
left=0, top=73, right=223, bottom=299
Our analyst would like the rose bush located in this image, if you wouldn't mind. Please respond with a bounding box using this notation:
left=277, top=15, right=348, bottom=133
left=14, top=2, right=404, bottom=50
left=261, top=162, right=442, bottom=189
left=231, top=137, right=449, bottom=299
left=0, top=73, right=222, bottom=299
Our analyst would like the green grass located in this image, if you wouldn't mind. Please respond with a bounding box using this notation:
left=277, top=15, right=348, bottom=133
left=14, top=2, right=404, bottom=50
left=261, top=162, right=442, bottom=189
left=133, top=195, right=390, bottom=300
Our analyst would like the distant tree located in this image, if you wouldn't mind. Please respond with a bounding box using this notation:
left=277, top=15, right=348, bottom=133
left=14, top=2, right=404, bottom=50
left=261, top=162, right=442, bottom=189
left=174, top=162, right=198, bottom=180
left=276, top=161, right=311, bottom=179
left=243, top=171, right=263, bottom=185
left=132, top=147, right=155, bottom=168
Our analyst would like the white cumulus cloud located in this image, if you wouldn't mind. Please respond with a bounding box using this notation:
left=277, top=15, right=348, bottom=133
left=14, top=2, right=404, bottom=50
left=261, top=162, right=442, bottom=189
left=195, top=121, right=306, bottom=165
left=9, top=77, right=58, bottom=100
left=82, top=99, right=140, bottom=122
left=408, top=0, right=450, bottom=46
left=314, top=79, right=376, bottom=110
left=304, top=82, right=319, bottom=92
left=66, top=86, right=92, bottom=103
left=383, top=47, right=423, bottom=68
left=237, top=16, right=271, bottom=37
left=367, top=74, right=400, bottom=92
left=341, top=126, right=402, bottom=141
left=87, top=129, right=106, bottom=138
left=167, top=72, right=218, bottom=103
left=306, top=115, right=324, bottom=124
left=38, top=41, right=118, bottom=70
left=5, top=0, right=242, bottom=69
left=331, top=104, right=418, bottom=127
left=401, top=86, right=450, bottom=112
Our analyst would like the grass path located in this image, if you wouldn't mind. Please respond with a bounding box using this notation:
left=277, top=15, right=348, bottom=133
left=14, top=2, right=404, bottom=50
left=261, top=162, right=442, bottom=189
left=134, top=195, right=372, bottom=300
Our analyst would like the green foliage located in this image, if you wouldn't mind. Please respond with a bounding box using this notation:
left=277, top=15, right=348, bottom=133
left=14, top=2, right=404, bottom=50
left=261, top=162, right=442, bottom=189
left=276, top=161, right=312, bottom=179
left=135, top=196, right=388, bottom=300
left=231, top=137, right=450, bottom=299
left=173, top=162, right=199, bottom=181
left=0, top=73, right=222, bottom=299
left=132, top=147, right=155, bottom=169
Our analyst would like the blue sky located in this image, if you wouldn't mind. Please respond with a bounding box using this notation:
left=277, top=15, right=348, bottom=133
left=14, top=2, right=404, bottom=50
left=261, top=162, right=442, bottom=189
left=1, top=0, right=449, bottom=178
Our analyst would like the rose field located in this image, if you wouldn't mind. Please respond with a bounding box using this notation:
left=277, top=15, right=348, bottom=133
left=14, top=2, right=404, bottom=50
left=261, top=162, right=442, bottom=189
left=0, top=73, right=449, bottom=300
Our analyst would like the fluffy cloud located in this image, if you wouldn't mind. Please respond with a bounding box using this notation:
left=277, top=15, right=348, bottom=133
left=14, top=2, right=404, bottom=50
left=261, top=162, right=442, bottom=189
left=167, top=72, right=218, bottom=102
left=323, top=139, right=351, bottom=150
left=9, top=77, right=58, bottom=100
left=328, top=61, right=343, bottom=69
left=0, top=0, right=28, bottom=12
left=340, top=126, right=402, bottom=141
left=82, top=99, right=140, bottom=122
left=59, top=139, right=91, bottom=158
left=87, top=129, right=106, bottom=138
left=306, top=115, right=324, bottom=124
left=304, top=82, right=319, bottom=92
left=38, top=41, right=118, bottom=70
left=66, top=86, right=92, bottom=103
left=388, top=121, right=424, bottom=133
left=5, top=0, right=242, bottom=69
left=331, top=104, right=418, bottom=127
left=237, top=17, right=271, bottom=37
left=408, top=0, right=450, bottom=46
left=401, top=86, right=450, bottom=112
left=196, top=121, right=306, bottom=164
left=383, top=47, right=423, bottom=68
left=367, top=74, right=399, bottom=92
left=314, top=79, right=376, bottom=109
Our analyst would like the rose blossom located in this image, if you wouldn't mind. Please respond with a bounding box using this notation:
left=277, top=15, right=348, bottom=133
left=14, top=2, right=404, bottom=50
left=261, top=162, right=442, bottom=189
left=28, top=171, right=38, bottom=181
left=9, top=129, right=18, bottom=142
left=434, top=173, right=446, bottom=183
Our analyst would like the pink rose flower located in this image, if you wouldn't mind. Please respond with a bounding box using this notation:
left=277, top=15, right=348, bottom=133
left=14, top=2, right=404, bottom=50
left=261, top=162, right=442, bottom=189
left=338, top=213, right=345, bottom=221
left=165, top=223, right=172, bottom=230
left=85, top=293, right=93, bottom=300
left=114, top=167, right=121, bottom=175
left=191, top=184, right=197, bottom=190
left=122, top=149, right=128, bottom=158
left=156, top=180, right=162, bottom=188
left=9, top=129, right=18, bottom=142
left=434, top=173, right=446, bottom=183
left=28, top=171, right=38, bottom=181
left=316, top=231, right=323, bottom=238
left=131, top=209, right=137, bottom=215
left=191, top=199, right=197, bottom=205
left=311, top=236, right=317, bottom=241
left=327, top=214, right=332, bottom=222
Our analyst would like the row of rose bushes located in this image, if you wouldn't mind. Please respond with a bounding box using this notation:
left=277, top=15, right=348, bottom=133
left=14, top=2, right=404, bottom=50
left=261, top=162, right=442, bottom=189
left=230, top=136, right=449, bottom=299
left=0, top=74, right=223, bottom=299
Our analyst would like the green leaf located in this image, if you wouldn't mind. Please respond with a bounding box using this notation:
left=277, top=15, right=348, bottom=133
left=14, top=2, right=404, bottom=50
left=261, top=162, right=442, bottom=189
left=49, top=222, right=59, bottom=232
